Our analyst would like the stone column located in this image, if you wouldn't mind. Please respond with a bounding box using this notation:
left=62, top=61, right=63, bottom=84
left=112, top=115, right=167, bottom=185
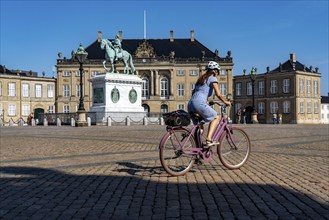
left=154, top=70, right=159, bottom=96
left=150, top=70, right=154, bottom=96
left=170, top=69, right=174, bottom=96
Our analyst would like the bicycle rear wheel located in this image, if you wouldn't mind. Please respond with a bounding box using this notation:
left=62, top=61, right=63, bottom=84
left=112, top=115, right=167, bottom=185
left=159, top=128, right=196, bottom=176
left=217, top=127, right=250, bottom=169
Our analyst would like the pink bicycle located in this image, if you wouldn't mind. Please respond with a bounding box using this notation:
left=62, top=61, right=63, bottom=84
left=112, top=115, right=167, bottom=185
left=159, top=101, right=251, bottom=176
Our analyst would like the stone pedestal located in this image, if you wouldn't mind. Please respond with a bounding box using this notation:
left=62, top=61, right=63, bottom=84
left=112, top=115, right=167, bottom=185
left=90, top=73, right=146, bottom=124
left=76, top=110, right=88, bottom=127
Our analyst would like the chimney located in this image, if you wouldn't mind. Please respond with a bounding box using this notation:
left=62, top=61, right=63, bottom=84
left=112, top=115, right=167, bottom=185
left=97, top=31, right=102, bottom=42
left=118, top=31, right=123, bottom=41
left=190, top=30, right=195, bottom=42
left=290, top=53, right=296, bottom=62
left=170, top=30, right=174, bottom=42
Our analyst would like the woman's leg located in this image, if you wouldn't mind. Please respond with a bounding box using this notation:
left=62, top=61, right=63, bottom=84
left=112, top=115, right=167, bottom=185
left=207, top=115, right=220, bottom=140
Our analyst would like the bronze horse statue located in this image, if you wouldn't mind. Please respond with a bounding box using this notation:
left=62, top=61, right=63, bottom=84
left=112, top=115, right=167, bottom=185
left=100, top=39, right=136, bottom=74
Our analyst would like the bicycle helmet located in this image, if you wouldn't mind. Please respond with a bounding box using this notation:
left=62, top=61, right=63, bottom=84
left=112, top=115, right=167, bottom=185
left=205, top=61, right=221, bottom=71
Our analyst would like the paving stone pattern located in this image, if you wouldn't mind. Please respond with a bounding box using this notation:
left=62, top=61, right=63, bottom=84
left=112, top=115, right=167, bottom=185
left=0, top=124, right=328, bottom=219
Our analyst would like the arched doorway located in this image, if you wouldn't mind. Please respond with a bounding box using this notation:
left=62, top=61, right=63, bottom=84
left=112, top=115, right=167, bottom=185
left=34, top=108, right=44, bottom=123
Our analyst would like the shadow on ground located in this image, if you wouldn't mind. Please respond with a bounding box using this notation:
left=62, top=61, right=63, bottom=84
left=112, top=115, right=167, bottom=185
left=0, top=165, right=328, bottom=220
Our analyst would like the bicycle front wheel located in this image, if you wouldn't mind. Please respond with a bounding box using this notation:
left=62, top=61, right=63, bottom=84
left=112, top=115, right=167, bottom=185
left=218, top=127, right=250, bottom=169
left=159, top=128, right=196, bottom=176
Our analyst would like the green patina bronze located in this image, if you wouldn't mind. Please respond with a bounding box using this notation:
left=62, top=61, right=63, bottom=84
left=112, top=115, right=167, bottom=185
left=100, top=34, right=136, bottom=75
left=129, top=88, right=137, bottom=104
left=111, top=87, right=120, bottom=103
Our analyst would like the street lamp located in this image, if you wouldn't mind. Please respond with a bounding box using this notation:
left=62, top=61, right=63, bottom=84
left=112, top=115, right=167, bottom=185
left=250, top=67, right=259, bottom=124
left=75, top=43, right=88, bottom=127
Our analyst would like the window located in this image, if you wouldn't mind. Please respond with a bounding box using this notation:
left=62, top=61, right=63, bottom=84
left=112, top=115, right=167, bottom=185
left=283, top=79, right=290, bottom=93
left=8, top=104, right=16, bottom=116
left=47, top=84, right=54, bottom=98
left=178, top=104, right=185, bottom=110
left=63, top=71, right=70, bottom=77
left=307, top=102, right=311, bottom=113
left=247, top=82, right=252, bottom=95
left=22, top=104, right=30, bottom=116
left=142, top=77, right=149, bottom=98
left=160, top=104, right=168, bottom=113
left=258, top=81, right=264, bottom=95
left=75, top=70, right=80, bottom=77
left=63, top=85, right=70, bottom=97
left=270, top=101, right=278, bottom=114
left=235, top=103, right=242, bottom=114
left=283, top=101, right=290, bottom=113
left=300, top=100, right=304, bottom=113
left=35, top=84, right=42, bottom=98
left=219, top=83, right=226, bottom=96
left=270, top=80, right=277, bottom=94
left=160, top=77, right=169, bottom=98
left=8, top=83, right=15, bottom=96
left=235, top=83, right=241, bottom=96
left=307, top=80, right=311, bottom=94
left=176, top=70, right=185, bottom=76
left=258, top=102, right=265, bottom=114
left=189, top=70, right=198, bottom=76
left=314, top=80, right=318, bottom=95
left=22, top=84, right=29, bottom=97
left=220, top=69, right=227, bottom=75
left=76, top=85, right=81, bottom=97
left=177, top=83, right=184, bottom=96
left=63, top=104, right=70, bottom=113
left=91, top=71, right=99, bottom=77
left=314, top=102, right=318, bottom=114
left=48, top=106, right=55, bottom=113
left=299, top=79, right=304, bottom=94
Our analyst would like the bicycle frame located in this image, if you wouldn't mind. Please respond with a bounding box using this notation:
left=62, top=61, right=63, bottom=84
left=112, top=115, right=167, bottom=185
left=159, top=103, right=236, bottom=163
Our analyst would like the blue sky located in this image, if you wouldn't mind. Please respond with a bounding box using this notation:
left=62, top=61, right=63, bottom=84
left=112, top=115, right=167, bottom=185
left=1, top=0, right=328, bottom=95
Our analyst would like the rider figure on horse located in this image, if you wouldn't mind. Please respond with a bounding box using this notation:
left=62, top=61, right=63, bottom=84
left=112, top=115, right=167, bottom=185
left=113, top=34, right=122, bottom=62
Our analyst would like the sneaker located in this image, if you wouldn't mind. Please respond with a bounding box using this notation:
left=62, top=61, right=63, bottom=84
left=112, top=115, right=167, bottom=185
left=204, top=139, right=219, bottom=147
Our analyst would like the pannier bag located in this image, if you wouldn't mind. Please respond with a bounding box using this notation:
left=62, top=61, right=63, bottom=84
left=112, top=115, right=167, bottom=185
left=163, top=110, right=191, bottom=126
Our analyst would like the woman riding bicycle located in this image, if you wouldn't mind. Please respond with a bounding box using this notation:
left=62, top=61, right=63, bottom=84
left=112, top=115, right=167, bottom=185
left=188, top=61, right=231, bottom=147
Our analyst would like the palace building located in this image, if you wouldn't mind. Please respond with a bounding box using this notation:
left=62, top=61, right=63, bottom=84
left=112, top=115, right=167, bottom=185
left=55, top=31, right=234, bottom=116
left=233, top=53, right=321, bottom=124
left=0, top=65, right=56, bottom=124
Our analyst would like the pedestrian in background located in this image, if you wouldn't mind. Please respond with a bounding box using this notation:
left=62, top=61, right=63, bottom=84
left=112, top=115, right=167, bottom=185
left=242, top=108, right=246, bottom=124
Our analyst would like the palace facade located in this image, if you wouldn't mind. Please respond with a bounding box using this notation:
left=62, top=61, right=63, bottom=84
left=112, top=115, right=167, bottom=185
left=233, top=53, right=321, bottom=124
left=55, top=31, right=234, bottom=116
left=0, top=65, right=56, bottom=123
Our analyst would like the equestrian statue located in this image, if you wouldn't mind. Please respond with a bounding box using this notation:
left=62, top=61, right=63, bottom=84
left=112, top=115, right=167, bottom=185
left=100, top=35, right=136, bottom=75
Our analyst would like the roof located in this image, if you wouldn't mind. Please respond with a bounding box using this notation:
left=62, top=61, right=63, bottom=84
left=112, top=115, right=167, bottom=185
left=85, top=38, right=217, bottom=60
left=270, top=60, right=318, bottom=73
left=0, top=65, right=14, bottom=74
left=321, top=95, right=329, bottom=104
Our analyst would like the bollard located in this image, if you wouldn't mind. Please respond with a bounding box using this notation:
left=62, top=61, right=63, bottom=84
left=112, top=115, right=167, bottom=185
left=9, top=119, right=14, bottom=126
left=143, top=116, right=148, bottom=126
left=18, top=118, right=24, bottom=126
left=57, top=118, right=61, bottom=126
left=126, top=116, right=130, bottom=126
left=87, top=117, right=91, bottom=127
left=0, top=118, right=3, bottom=127
left=31, top=118, right=36, bottom=126
left=107, top=117, right=112, bottom=126
left=43, top=118, right=48, bottom=126
left=71, top=118, right=75, bottom=127
left=160, top=117, right=164, bottom=125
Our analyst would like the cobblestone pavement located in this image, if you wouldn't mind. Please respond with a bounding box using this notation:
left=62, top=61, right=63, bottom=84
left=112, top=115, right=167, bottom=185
left=0, top=124, right=328, bottom=220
